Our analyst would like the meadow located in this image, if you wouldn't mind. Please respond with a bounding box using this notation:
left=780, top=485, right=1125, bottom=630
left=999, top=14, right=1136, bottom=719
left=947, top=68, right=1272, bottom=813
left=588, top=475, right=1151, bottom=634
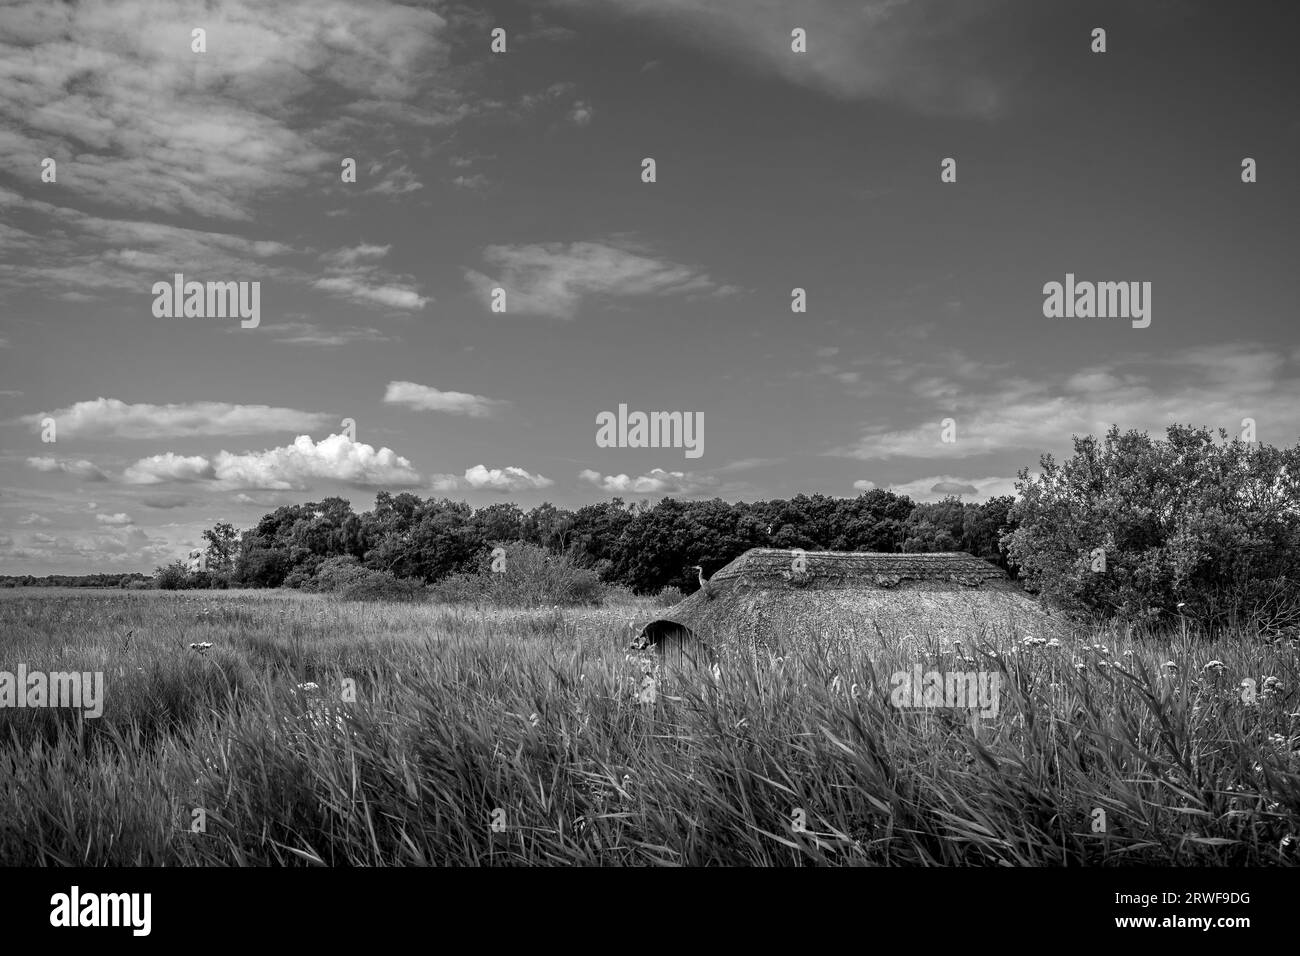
left=0, top=587, right=1297, bottom=866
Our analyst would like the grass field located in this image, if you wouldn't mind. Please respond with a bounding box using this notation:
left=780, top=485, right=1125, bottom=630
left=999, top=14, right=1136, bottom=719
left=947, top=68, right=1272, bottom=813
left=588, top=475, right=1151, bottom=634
left=1, top=587, right=1297, bottom=866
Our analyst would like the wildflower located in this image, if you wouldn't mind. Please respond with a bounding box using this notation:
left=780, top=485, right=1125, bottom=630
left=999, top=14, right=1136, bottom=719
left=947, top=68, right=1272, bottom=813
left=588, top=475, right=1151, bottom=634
left=637, top=676, right=657, bottom=705
left=1046, top=638, right=1061, bottom=649
left=1204, top=660, right=1225, bottom=672
left=528, top=712, right=540, bottom=728
left=1122, top=649, right=1134, bottom=657
left=1164, top=661, right=1178, bottom=671
left=296, top=681, right=320, bottom=694
left=1021, top=636, right=1047, bottom=649
left=1262, top=676, right=1282, bottom=697
left=189, top=641, right=213, bottom=654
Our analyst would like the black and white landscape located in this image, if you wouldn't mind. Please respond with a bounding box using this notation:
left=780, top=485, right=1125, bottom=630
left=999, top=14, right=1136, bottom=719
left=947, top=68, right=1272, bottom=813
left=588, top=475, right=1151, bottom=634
left=0, top=0, right=1297, bottom=900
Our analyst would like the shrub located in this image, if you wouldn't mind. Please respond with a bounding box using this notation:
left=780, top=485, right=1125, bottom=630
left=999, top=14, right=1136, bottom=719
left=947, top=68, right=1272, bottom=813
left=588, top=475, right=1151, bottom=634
left=432, top=542, right=604, bottom=607
left=426, top=572, right=488, bottom=604
left=652, top=585, right=683, bottom=606
left=1005, top=425, right=1300, bottom=630
left=334, top=568, right=425, bottom=602
left=313, top=555, right=367, bottom=593
left=153, top=561, right=188, bottom=590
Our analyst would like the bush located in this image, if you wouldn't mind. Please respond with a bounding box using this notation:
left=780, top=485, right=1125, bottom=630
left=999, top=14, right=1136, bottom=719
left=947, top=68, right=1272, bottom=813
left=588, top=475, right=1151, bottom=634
left=426, top=572, right=488, bottom=604
left=652, top=585, right=684, bottom=607
left=153, top=561, right=188, bottom=590
left=431, top=542, right=604, bottom=607
left=1005, top=425, right=1300, bottom=630
left=312, top=556, right=367, bottom=593
left=334, top=568, right=425, bottom=602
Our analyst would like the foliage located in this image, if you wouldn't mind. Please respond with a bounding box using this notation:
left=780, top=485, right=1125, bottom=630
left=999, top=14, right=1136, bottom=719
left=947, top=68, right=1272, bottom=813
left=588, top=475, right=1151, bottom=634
left=430, top=542, right=604, bottom=607
left=1005, top=425, right=1300, bottom=630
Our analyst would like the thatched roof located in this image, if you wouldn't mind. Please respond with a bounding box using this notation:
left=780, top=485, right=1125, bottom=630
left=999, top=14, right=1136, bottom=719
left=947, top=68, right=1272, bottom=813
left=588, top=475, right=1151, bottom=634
left=655, top=549, right=1051, bottom=655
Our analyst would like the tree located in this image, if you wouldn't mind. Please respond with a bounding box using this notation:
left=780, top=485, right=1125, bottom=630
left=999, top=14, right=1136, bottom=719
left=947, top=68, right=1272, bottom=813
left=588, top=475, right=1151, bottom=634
left=202, top=521, right=240, bottom=578
left=1005, top=425, right=1300, bottom=629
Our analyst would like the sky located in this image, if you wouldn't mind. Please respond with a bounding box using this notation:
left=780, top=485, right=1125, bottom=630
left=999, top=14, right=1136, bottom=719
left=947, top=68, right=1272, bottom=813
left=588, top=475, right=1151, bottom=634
left=0, top=0, right=1297, bottom=575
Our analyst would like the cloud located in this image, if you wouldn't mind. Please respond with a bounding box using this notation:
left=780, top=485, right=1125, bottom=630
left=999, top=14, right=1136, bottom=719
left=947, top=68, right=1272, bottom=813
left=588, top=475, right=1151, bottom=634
left=568, top=100, right=594, bottom=125
left=716, top=457, right=783, bottom=473
left=122, top=453, right=215, bottom=485
left=25, top=456, right=110, bottom=481
left=852, top=480, right=876, bottom=491
left=383, top=381, right=507, bottom=417
left=579, top=467, right=715, bottom=495
left=22, top=398, right=330, bottom=440
left=0, top=188, right=301, bottom=297
left=95, top=512, right=134, bottom=526
left=364, top=165, right=425, bottom=196
left=140, top=494, right=191, bottom=510
left=430, top=465, right=554, bottom=493
left=832, top=345, right=1300, bottom=461
left=0, top=523, right=170, bottom=569
left=885, top=475, right=1020, bottom=503
left=313, top=243, right=430, bottom=311
left=0, top=0, right=468, bottom=222
left=18, top=512, right=52, bottom=526
left=251, top=322, right=393, bottom=346
left=464, top=239, right=730, bottom=319
left=452, top=173, right=490, bottom=191
left=558, top=0, right=1009, bottom=118
left=123, top=434, right=421, bottom=490
left=322, top=244, right=393, bottom=268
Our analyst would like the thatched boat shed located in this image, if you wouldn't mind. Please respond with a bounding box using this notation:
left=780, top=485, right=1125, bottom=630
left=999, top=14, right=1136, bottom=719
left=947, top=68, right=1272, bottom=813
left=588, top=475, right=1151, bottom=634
left=638, top=549, right=1048, bottom=660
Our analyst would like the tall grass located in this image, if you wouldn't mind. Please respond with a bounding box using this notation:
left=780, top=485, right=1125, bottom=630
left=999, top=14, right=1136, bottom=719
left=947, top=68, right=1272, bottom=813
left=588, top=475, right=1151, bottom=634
left=0, top=589, right=1297, bottom=865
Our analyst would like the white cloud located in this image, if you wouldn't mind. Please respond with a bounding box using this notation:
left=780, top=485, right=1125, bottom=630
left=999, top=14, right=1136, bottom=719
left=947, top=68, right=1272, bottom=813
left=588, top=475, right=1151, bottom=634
left=568, top=100, right=594, bottom=125
left=579, top=467, right=715, bottom=495
left=443, top=465, right=555, bottom=492
left=833, top=345, right=1300, bottom=461
left=23, top=398, right=330, bottom=440
left=123, top=435, right=421, bottom=490
left=464, top=239, right=729, bottom=319
left=214, top=434, right=420, bottom=490
left=852, top=480, right=876, bottom=491
left=383, top=381, right=506, bottom=417
left=25, top=456, right=110, bottom=481
left=322, top=244, right=393, bottom=268
left=17, top=512, right=52, bottom=526
left=312, top=275, right=429, bottom=311
left=0, top=0, right=467, bottom=221
left=122, top=453, right=215, bottom=485
left=95, top=512, right=134, bottom=526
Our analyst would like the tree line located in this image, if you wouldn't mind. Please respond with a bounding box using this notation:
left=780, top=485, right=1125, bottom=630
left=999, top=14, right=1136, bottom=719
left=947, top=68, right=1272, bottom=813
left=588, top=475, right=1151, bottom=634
left=174, top=490, right=1018, bottom=596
